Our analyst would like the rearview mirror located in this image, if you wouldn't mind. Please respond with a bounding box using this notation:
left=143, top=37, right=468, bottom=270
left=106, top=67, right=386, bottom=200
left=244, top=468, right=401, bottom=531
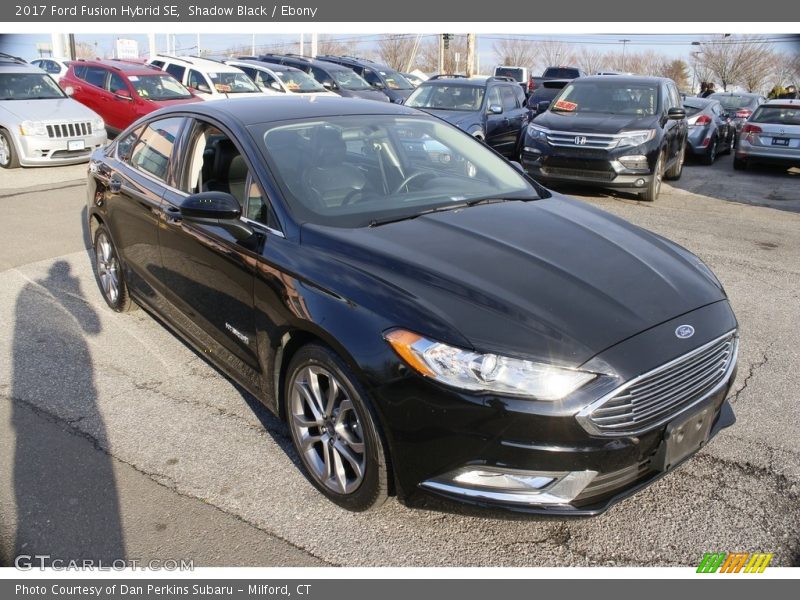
left=270, top=81, right=282, bottom=91
left=64, top=86, right=74, bottom=96
left=537, top=100, right=551, bottom=114
left=488, top=104, right=503, bottom=115
left=667, top=107, right=686, bottom=120
left=372, top=81, right=385, bottom=90
left=114, top=89, right=132, bottom=100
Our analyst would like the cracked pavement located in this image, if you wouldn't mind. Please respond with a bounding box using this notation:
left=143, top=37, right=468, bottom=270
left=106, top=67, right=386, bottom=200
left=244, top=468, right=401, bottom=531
left=0, top=156, right=798, bottom=567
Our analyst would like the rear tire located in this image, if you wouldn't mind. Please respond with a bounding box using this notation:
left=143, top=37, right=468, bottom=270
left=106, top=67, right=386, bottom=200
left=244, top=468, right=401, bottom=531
left=639, top=151, right=664, bottom=202
left=700, top=135, right=717, bottom=165
left=284, top=344, right=389, bottom=512
left=0, top=128, right=20, bottom=169
left=722, top=132, right=734, bottom=155
left=733, top=156, right=748, bottom=171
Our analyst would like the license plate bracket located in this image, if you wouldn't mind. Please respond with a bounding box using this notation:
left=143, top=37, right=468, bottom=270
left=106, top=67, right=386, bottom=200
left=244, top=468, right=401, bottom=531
left=771, top=137, right=790, bottom=146
left=68, top=139, right=85, bottom=151
left=652, top=404, right=715, bottom=472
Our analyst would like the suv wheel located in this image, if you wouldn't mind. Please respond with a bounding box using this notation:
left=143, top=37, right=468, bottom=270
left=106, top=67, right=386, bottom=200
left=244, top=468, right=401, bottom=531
left=93, top=225, right=138, bottom=312
left=665, top=145, right=685, bottom=180
left=0, top=128, right=20, bottom=169
left=285, top=344, right=389, bottom=511
left=640, top=151, right=664, bottom=202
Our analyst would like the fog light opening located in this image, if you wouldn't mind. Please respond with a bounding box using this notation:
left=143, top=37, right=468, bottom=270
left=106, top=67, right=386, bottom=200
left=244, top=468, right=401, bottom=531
left=635, top=178, right=646, bottom=187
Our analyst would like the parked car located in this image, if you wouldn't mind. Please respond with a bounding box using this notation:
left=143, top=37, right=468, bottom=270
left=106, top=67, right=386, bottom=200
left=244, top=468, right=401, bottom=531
left=60, top=59, right=201, bottom=135
left=253, top=54, right=389, bottom=102
left=402, top=72, right=426, bottom=87
left=225, top=59, right=338, bottom=97
left=529, top=66, right=587, bottom=94
left=733, top=98, right=800, bottom=171
left=521, top=76, right=688, bottom=202
left=405, top=76, right=529, bottom=158
left=682, top=97, right=735, bottom=165
left=315, top=55, right=415, bottom=103
left=148, top=54, right=270, bottom=100
left=708, top=92, right=766, bottom=146
left=30, top=57, right=71, bottom=83
left=493, top=65, right=529, bottom=95
left=0, top=54, right=106, bottom=168
left=526, top=79, right=570, bottom=117
left=86, top=96, right=738, bottom=514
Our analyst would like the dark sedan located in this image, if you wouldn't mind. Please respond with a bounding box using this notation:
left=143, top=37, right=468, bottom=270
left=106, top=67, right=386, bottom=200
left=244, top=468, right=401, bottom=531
left=683, top=97, right=735, bottom=164
left=87, top=97, right=738, bottom=514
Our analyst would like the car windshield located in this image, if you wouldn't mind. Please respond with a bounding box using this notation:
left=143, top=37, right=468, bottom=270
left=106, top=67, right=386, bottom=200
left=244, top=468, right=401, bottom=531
left=130, top=74, right=193, bottom=100
left=405, top=85, right=486, bottom=111
left=209, top=71, right=260, bottom=93
left=380, top=70, right=414, bottom=90
left=711, top=94, right=757, bottom=110
left=750, top=105, right=800, bottom=125
left=330, top=69, right=372, bottom=91
left=0, top=73, right=65, bottom=100
left=275, top=70, right=326, bottom=92
left=552, top=81, right=660, bottom=116
left=256, top=115, right=540, bottom=228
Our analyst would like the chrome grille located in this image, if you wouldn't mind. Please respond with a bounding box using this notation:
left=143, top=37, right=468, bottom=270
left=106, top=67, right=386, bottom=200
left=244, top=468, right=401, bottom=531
left=546, top=130, right=620, bottom=149
left=46, top=122, right=92, bottom=139
left=580, top=332, right=738, bottom=436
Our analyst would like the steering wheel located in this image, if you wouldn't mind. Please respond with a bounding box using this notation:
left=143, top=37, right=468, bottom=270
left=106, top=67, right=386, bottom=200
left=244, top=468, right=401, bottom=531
left=392, top=171, right=434, bottom=194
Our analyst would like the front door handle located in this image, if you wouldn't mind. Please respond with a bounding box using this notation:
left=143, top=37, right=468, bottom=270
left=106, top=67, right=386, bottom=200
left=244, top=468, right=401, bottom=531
left=109, top=177, right=122, bottom=194
left=164, top=205, right=182, bottom=223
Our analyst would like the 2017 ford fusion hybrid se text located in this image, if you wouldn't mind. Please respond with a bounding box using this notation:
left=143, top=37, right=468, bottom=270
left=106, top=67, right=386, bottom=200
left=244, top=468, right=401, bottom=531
left=87, top=97, right=738, bottom=513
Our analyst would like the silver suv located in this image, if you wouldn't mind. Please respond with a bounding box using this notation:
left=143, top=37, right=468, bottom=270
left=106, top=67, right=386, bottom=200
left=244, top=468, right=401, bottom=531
left=734, top=98, right=800, bottom=171
left=0, top=53, right=106, bottom=169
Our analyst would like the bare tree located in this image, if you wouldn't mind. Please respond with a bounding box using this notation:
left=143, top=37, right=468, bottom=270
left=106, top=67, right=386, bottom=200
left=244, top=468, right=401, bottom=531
left=492, top=38, right=536, bottom=67
left=378, top=35, right=418, bottom=71
left=74, top=42, right=98, bottom=59
left=532, top=41, right=576, bottom=73
left=695, top=35, right=774, bottom=91
left=315, top=35, right=358, bottom=58
left=575, top=47, right=606, bottom=75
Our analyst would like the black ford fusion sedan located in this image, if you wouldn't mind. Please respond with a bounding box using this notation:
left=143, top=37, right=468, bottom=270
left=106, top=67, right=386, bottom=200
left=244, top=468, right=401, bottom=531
left=87, top=96, right=738, bottom=514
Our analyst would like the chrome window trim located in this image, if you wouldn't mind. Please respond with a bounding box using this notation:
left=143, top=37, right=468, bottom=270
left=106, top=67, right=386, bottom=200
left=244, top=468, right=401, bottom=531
left=576, top=330, right=739, bottom=437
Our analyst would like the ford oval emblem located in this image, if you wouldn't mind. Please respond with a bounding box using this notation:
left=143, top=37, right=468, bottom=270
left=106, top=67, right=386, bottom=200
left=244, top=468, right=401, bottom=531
left=675, top=325, right=695, bottom=339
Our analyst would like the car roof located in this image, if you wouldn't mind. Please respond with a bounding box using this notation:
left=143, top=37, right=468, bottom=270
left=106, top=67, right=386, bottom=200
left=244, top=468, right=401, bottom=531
left=258, top=54, right=354, bottom=71
left=226, top=59, right=302, bottom=74
left=72, top=59, right=161, bottom=75
left=154, top=95, right=418, bottom=125
left=150, top=54, right=243, bottom=73
left=318, top=55, right=394, bottom=70
left=421, top=77, right=499, bottom=87
left=683, top=97, right=714, bottom=106
left=709, top=91, right=762, bottom=97
left=762, top=98, right=800, bottom=107
left=576, top=75, right=673, bottom=85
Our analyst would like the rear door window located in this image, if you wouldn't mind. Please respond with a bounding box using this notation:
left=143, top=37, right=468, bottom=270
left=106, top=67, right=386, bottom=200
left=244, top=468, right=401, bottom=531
left=501, top=86, right=518, bottom=111
left=84, top=67, right=108, bottom=89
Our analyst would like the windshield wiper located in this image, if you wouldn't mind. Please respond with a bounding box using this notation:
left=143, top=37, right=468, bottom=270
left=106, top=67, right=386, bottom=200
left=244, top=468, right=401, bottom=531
left=368, top=198, right=527, bottom=227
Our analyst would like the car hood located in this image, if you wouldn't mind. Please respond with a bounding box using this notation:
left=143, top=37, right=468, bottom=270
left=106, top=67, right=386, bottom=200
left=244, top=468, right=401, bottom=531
left=302, top=195, right=725, bottom=366
left=346, top=89, right=390, bottom=102
left=146, top=95, right=203, bottom=107
left=0, top=97, right=100, bottom=121
left=536, top=111, right=658, bottom=134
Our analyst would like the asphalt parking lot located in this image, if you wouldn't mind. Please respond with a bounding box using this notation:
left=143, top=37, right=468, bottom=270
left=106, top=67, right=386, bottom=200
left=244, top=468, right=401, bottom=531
left=0, top=153, right=798, bottom=567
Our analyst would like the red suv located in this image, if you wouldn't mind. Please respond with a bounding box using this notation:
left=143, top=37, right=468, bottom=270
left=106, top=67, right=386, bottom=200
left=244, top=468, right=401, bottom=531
left=60, top=60, right=201, bottom=135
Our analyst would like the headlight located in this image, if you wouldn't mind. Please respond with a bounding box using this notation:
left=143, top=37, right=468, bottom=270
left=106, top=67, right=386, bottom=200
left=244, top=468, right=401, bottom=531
left=385, top=329, right=597, bottom=401
left=616, top=129, right=656, bottom=148
left=526, top=123, right=549, bottom=141
left=92, top=117, right=105, bottom=133
left=19, top=120, right=47, bottom=136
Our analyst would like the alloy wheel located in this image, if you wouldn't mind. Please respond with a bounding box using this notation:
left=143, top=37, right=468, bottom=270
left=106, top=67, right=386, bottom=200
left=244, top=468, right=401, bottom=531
left=95, top=231, right=120, bottom=305
left=289, top=365, right=366, bottom=495
left=0, top=134, right=10, bottom=166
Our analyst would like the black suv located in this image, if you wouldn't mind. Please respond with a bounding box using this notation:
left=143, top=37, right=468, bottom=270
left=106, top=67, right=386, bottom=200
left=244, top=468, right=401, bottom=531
left=522, top=76, right=688, bottom=201
left=405, top=76, right=529, bottom=159
left=315, top=55, right=415, bottom=104
left=249, top=54, right=388, bottom=102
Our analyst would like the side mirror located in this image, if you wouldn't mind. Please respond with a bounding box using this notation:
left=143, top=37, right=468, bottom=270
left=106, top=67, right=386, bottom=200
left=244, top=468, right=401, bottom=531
left=194, top=83, right=212, bottom=94
left=667, top=107, right=686, bottom=120
left=64, top=86, right=75, bottom=96
left=322, top=81, right=333, bottom=90
left=537, top=100, right=551, bottom=114
left=488, top=104, right=503, bottom=115
left=180, top=192, right=241, bottom=220
left=372, top=81, right=385, bottom=90
left=114, top=89, right=132, bottom=100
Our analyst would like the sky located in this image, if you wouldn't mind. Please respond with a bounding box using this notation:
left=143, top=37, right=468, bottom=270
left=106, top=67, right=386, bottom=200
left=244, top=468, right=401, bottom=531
left=1, top=32, right=798, bottom=73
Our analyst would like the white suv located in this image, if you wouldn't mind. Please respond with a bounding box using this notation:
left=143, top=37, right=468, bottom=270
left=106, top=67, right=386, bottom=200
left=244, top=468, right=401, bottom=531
left=147, top=55, right=274, bottom=101
left=0, top=54, right=106, bottom=168
left=225, top=59, right=339, bottom=97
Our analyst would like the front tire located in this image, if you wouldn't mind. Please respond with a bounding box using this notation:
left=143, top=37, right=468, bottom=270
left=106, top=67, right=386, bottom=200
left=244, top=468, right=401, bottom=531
left=665, top=145, right=684, bottom=180
left=285, top=344, right=389, bottom=511
left=93, top=225, right=137, bottom=312
left=0, top=128, right=20, bottom=169
left=639, top=151, right=664, bottom=202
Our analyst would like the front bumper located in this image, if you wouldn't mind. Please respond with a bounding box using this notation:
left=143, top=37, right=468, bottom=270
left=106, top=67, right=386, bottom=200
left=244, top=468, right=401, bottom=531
left=521, top=145, right=656, bottom=191
left=17, top=131, right=107, bottom=167
left=376, top=300, right=738, bottom=515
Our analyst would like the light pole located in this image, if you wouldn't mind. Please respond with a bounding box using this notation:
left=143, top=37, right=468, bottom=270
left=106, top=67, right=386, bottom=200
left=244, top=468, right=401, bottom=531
left=619, top=39, right=630, bottom=72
